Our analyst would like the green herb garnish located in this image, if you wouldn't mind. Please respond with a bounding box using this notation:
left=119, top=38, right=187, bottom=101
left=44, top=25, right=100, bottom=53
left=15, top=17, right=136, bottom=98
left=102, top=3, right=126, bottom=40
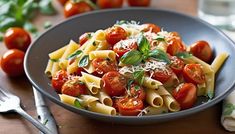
left=120, top=50, right=143, bottom=65
left=223, top=103, right=235, bottom=116
left=50, top=59, right=59, bottom=62
left=44, top=21, right=52, bottom=29
left=67, top=50, right=82, bottom=60
left=78, top=55, right=89, bottom=67
left=148, top=49, right=171, bottom=64
left=175, top=52, right=192, bottom=59
left=127, top=79, right=134, bottom=90
left=74, top=99, right=83, bottom=109
left=133, top=70, right=144, bottom=85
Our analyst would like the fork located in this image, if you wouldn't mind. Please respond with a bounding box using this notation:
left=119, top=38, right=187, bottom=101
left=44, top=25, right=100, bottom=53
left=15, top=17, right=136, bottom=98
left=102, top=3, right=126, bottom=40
left=0, top=88, right=53, bottom=134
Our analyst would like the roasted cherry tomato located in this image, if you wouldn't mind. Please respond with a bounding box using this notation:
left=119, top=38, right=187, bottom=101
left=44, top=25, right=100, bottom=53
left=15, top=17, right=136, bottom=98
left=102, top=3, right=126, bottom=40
left=172, top=83, right=197, bottom=110
left=183, top=64, right=205, bottom=84
left=106, top=26, right=127, bottom=46
left=101, top=71, right=127, bottom=97
left=57, top=0, right=68, bottom=5
left=113, top=39, right=138, bottom=58
left=75, top=67, right=85, bottom=76
left=152, top=67, right=173, bottom=83
left=167, top=38, right=186, bottom=56
left=4, top=27, right=31, bottom=52
left=61, top=78, right=87, bottom=97
left=169, top=56, right=185, bottom=75
left=97, top=0, right=123, bottom=9
left=64, top=1, right=93, bottom=18
left=127, top=0, right=150, bottom=7
left=117, top=97, right=144, bottom=116
left=92, top=58, right=117, bottom=75
left=51, top=70, right=69, bottom=93
left=169, top=31, right=181, bottom=41
left=189, top=40, right=212, bottom=63
left=79, top=32, right=92, bottom=46
left=1, top=49, right=25, bottom=77
left=141, top=23, right=161, bottom=33
left=129, top=84, right=146, bottom=101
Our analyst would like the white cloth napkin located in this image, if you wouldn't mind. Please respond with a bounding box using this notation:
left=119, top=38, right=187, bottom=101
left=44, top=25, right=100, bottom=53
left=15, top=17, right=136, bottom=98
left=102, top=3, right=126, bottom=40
left=221, top=30, right=235, bottom=132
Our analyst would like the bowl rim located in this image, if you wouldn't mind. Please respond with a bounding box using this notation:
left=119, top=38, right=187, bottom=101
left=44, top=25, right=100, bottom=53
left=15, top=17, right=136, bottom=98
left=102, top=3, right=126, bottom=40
left=24, top=7, right=235, bottom=121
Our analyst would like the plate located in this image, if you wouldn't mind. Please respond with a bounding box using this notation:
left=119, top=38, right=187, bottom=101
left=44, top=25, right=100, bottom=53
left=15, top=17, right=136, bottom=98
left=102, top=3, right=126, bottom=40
left=24, top=8, right=235, bottom=124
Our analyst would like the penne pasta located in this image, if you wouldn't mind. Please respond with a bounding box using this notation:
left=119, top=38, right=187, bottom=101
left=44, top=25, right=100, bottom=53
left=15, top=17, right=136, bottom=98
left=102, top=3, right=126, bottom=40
left=81, top=72, right=101, bottom=95
left=49, top=45, right=67, bottom=60
left=44, top=59, right=53, bottom=77
left=211, top=52, right=229, bottom=73
left=146, top=88, right=163, bottom=108
left=88, top=101, right=116, bottom=115
left=95, top=91, right=113, bottom=106
left=143, top=77, right=163, bottom=89
left=89, top=50, right=116, bottom=61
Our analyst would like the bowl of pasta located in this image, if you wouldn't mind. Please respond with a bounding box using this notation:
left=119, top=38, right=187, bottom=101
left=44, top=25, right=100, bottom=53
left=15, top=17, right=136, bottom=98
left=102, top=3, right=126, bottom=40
left=24, top=8, right=235, bottom=124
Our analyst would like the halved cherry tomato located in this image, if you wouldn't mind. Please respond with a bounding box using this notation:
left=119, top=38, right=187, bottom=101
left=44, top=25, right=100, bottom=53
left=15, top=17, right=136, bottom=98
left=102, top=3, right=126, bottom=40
left=1, top=49, right=25, bottom=77
left=4, top=27, right=31, bottom=52
left=127, top=0, right=150, bottom=7
left=101, top=71, right=127, bottom=97
left=113, top=39, right=138, bottom=58
left=117, top=97, right=144, bottom=116
left=61, top=78, right=87, bottom=97
left=151, top=67, right=173, bottom=83
left=169, top=56, right=185, bottom=75
left=129, top=84, right=146, bottom=101
left=141, top=23, right=161, bottom=33
left=75, top=67, right=85, bottom=76
left=64, top=1, right=93, bottom=18
left=106, top=26, right=127, bottom=46
left=183, top=64, right=205, bottom=84
left=97, top=0, right=123, bottom=9
left=189, top=40, right=212, bottom=63
left=79, top=32, right=92, bottom=46
left=172, top=83, right=197, bottom=110
left=51, top=70, right=69, bottom=93
left=92, top=58, right=117, bottom=75
left=167, top=38, right=186, bottom=56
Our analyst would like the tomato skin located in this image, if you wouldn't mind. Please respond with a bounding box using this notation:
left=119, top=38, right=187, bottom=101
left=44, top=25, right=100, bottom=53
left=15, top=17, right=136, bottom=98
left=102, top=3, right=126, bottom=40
left=92, top=58, right=117, bottom=75
left=141, top=23, right=161, bottom=33
left=97, top=0, right=123, bottom=9
left=51, top=70, right=69, bottom=93
left=152, top=67, right=173, bottom=83
left=61, top=78, right=87, bottom=97
left=172, top=83, right=197, bottom=110
left=127, top=0, right=150, bottom=7
left=117, top=98, right=144, bottom=116
left=106, top=26, right=127, bottom=46
left=101, top=71, right=127, bottom=97
left=113, top=39, right=138, bottom=58
left=169, top=56, right=185, bottom=75
left=167, top=38, right=186, bottom=56
left=183, top=64, right=205, bottom=84
left=1, top=49, right=25, bottom=77
left=129, top=84, right=146, bottom=101
left=4, top=27, right=31, bottom=52
left=79, top=32, right=91, bottom=46
left=64, top=1, right=93, bottom=18
left=189, top=40, right=212, bottom=63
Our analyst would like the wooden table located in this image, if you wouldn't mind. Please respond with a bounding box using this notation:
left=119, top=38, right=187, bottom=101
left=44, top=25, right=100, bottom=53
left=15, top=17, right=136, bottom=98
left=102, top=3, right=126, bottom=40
left=0, top=0, right=231, bottom=133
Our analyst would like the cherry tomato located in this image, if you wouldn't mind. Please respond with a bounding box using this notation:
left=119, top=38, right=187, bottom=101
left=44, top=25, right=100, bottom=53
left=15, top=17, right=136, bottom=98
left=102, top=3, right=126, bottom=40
left=101, top=71, right=127, bottom=97
left=169, top=31, right=181, bottom=41
left=92, top=58, right=117, bottom=75
left=172, top=83, right=197, bottom=110
left=129, top=84, right=146, bottom=101
left=117, top=97, right=144, bottom=116
left=183, top=64, right=205, bottom=84
left=4, top=27, right=31, bottom=52
left=152, top=67, right=173, bottom=83
left=97, top=0, right=123, bottom=9
left=51, top=70, right=69, bottom=93
left=64, top=1, right=93, bottom=18
left=189, top=40, right=212, bottom=63
left=113, top=39, right=138, bottom=58
left=127, top=0, right=150, bottom=7
left=79, top=32, right=92, bottom=46
left=141, top=23, right=161, bottom=33
left=106, top=26, right=127, bottom=46
left=61, top=78, right=87, bottom=97
left=75, top=67, right=85, bottom=76
left=1, top=49, right=25, bottom=77
left=57, top=0, right=68, bottom=5
left=167, top=38, right=186, bottom=56
left=169, top=56, right=185, bottom=75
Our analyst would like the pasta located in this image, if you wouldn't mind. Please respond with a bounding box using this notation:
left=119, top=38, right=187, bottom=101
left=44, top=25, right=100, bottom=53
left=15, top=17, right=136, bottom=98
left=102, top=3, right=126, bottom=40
left=45, top=21, right=228, bottom=116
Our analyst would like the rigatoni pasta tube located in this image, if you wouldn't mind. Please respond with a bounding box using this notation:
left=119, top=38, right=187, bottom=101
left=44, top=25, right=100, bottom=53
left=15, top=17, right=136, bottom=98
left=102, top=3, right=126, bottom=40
left=81, top=72, right=101, bottom=94
left=49, top=45, right=67, bottom=60
left=143, top=77, right=162, bottom=89
left=162, top=95, right=180, bottom=112
left=211, top=52, right=229, bottom=73
left=139, top=106, right=168, bottom=116
left=44, top=60, right=53, bottom=77
left=146, top=88, right=163, bottom=108
left=89, top=50, right=116, bottom=61
left=95, top=91, right=113, bottom=106
left=88, top=101, right=116, bottom=115
left=80, top=95, right=99, bottom=106
left=51, top=62, right=60, bottom=77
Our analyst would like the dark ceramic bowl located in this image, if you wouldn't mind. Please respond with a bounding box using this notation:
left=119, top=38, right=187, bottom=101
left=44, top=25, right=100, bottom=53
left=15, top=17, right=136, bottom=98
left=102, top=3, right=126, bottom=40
left=24, top=8, right=235, bottom=124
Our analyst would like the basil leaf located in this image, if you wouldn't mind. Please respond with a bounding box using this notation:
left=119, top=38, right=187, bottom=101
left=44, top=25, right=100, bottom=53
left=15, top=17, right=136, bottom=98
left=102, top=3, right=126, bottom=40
left=44, top=21, right=52, bottom=29
left=155, top=35, right=165, bottom=41
left=50, top=59, right=59, bottom=62
left=134, top=85, right=140, bottom=91
left=74, top=99, right=84, bottom=109
left=0, top=17, right=18, bottom=32
left=39, top=0, right=56, bottom=15
left=24, top=21, right=38, bottom=33
left=120, top=50, right=143, bottom=65
left=175, top=52, right=192, bottom=59
left=116, top=20, right=127, bottom=25
left=137, top=34, right=150, bottom=55
left=67, top=50, right=82, bottom=60
left=79, top=55, right=89, bottom=67
left=127, top=79, right=134, bottom=90
left=148, top=49, right=171, bottom=64
left=133, top=70, right=144, bottom=85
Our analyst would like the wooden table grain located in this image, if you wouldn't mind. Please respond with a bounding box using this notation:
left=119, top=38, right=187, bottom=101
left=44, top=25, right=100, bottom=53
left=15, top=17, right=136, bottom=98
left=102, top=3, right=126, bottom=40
left=0, top=0, right=231, bottom=134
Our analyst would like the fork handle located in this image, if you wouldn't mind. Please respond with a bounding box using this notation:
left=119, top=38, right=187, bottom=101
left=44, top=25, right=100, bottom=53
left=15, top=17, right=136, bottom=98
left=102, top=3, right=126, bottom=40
left=15, top=107, right=53, bottom=134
